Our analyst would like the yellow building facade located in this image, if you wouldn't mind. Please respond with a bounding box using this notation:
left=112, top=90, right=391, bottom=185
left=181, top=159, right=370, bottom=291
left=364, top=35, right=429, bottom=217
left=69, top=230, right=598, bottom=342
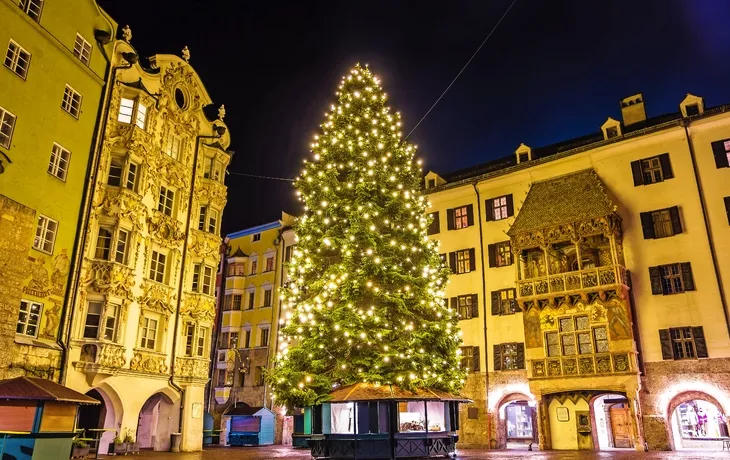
left=425, top=93, right=730, bottom=451
left=211, top=212, right=296, bottom=444
left=61, top=36, right=231, bottom=452
left=0, top=0, right=115, bottom=379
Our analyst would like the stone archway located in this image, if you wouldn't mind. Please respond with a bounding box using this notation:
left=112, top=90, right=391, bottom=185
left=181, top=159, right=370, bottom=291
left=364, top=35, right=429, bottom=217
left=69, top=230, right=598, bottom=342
left=496, top=393, right=537, bottom=449
left=667, top=391, right=729, bottom=451
left=588, top=392, right=632, bottom=450
left=77, top=386, right=122, bottom=454
left=137, top=392, right=177, bottom=451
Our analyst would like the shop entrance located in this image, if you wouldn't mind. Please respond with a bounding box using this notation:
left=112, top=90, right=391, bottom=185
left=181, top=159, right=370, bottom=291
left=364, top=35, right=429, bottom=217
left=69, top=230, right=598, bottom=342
left=592, top=393, right=632, bottom=450
left=671, top=399, right=729, bottom=450
left=504, top=401, right=536, bottom=449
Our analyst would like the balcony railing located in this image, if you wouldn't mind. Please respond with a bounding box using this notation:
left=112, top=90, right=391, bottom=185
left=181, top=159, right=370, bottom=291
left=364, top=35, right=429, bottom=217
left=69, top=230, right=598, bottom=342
left=175, top=356, right=209, bottom=380
left=517, top=264, right=627, bottom=299
left=86, top=260, right=135, bottom=299
left=530, top=352, right=632, bottom=379
left=73, top=341, right=126, bottom=375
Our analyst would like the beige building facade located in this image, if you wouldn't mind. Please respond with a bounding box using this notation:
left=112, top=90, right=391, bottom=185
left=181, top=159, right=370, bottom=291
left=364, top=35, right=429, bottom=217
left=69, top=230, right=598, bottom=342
left=425, top=93, right=730, bottom=451
left=62, top=36, right=231, bottom=452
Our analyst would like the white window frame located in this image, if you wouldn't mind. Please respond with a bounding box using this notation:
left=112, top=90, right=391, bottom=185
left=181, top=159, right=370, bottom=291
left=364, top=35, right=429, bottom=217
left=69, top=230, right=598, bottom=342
left=258, top=327, right=270, bottom=347
left=262, top=288, right=272, bottom=307
left=4, top=39, right=31, bottom=79
left=72, top=33, right=92, bottom=65
left=33, top=214, right=57, bottom=254
left=149, top=250, right=167, bottom=283
left=0, top=105, right=17, bottom=149
left=62, top=84, right=82, bottom=118
left=19, top=0, right=44, bottom=22
left=158, top=185, right=174, bottom=216
left=493, top=196, right=509, bottom=220
left=47, top=142, right=70, bottom=181
left=207, top=209, right=218, bottom=234
left=165, top=134, right=182, bottom=160
left=17, top=299, right=42, bottom=337
left=139, top=314, right=159, bottom=350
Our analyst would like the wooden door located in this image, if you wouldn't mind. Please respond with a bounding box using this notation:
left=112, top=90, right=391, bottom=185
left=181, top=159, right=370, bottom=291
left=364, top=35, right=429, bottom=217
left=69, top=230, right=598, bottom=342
left=609, top=406, right=633, bottom=448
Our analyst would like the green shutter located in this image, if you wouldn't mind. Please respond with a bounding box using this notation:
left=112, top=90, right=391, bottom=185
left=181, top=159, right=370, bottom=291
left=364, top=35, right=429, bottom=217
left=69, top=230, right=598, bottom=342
left=680, top=262, right=695, bottom=291
left=692, top=327, right=708, bottom=358
left=516, top=343, right=525, bottom=370
left=669, top=206, right=683, bottom=235
left=640, top=212, right=655, bottom=239
left=491, top=291, right=501, bottom=316
left=493, top=345, right=502, bottom=371
left=648, top=266, right=664, bottom=295
left=659, top=329, right=673, bottom=360
left=631, top=160, right=644, bottom=186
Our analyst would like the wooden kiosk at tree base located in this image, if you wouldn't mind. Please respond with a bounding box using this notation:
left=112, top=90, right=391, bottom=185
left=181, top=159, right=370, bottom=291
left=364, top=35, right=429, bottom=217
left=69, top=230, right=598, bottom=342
left=306, top=383, right=468, bottom=459
left=0, top=376, right=100, bottom=460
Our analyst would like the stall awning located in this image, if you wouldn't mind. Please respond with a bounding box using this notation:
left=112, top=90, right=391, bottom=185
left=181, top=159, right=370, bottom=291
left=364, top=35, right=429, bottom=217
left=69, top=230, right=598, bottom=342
left=328, top=383, right=470, bottom=403
left=0, top=377, right=99, bottom=404
left=223, top=402, right=264, bottom=416
left=507, top=168, right=617, bottom=237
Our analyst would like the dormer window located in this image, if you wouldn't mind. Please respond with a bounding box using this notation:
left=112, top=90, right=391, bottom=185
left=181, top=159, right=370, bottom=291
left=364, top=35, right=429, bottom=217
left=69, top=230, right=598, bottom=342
left=427, top=178, right=435, bottom=188
left=685, top=104, right=700, bottom=117
left=606, top=127, right=619, bottom=139
left=601, top=118, right=622, bottom=140
left=515, top=143, right=532, bottom=164
left=680, top=94, right=704, bottom=118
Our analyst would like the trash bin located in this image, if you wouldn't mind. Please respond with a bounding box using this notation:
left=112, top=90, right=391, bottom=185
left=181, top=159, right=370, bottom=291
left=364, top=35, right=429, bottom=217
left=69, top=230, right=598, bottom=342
left=170, top=433, right=181, bottom=452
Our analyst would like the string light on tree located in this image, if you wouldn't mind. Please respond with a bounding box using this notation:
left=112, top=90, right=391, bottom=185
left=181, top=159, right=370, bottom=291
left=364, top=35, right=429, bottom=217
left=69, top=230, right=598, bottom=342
left=267, top=64, right=466, bottom=410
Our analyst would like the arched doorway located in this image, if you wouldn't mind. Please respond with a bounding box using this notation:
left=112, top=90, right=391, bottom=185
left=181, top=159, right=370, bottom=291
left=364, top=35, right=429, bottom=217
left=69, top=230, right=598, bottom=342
left=76, top=388, right=119, bottom=455
left=137, top=392, right=176, bottom=451
left=590, top=393, right=632, bottom=450
left=496, top=393, right=537, bottom=450
left=668, top=392, right=729, bottom=450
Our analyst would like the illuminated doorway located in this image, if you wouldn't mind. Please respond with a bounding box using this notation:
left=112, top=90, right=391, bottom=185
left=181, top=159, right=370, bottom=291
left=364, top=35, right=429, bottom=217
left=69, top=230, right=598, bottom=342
left=592, top=393, right=632, bottom=450
left=671, top=399, right=729, bottom=450
left=504, top=401, right=536, bottom=449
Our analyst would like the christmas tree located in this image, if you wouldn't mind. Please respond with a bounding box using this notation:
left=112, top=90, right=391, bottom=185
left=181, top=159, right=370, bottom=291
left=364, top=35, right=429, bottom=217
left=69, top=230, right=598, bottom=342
left=269, top=64, right=465, bottom=410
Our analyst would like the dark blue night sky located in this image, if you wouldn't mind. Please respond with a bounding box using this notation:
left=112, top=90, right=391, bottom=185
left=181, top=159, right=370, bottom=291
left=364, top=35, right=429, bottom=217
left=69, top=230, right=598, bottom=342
left=99, top=0, right=730, bottom=232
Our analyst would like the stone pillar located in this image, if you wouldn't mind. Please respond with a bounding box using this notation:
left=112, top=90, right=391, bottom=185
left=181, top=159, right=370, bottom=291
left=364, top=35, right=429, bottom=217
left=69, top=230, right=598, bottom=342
left=628, top=390, right=646, bottom=451
left=180, top=384, right=205, bottom=452
left=541, top=246, right=551, bottom=277
left=536, top=394, right=549, bottom=450
left=573, top=238, right=583, bottom=271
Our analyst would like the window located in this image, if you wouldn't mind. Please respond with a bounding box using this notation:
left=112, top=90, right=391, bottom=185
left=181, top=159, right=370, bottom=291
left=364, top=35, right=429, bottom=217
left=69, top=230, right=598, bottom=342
left=235, top=263, right=245, bottom=276
left=219, top=331, right=230, bottom=348
left=244, top=330, right=251, bottom=348
left=252, top=233, right=261, bottom=242
left=217, top=369, right=228, bottom=387
left=459, top=346, right=479, bottom=372
left=449, top=249, right=474, bottom=275
left=228, top=331, right=238, bottom=350
left=711, top=139, right=730, bottom=169
left=247, top=291, right=255, bottom=309
left=605, top=126, right=619, bottom=139
left=448, top=205, right=473, bottom=230
left=233, top=294, right=242, bottom=310
left=135, top=104, right=147, bottom=129
left=203, top=157, right=214, bottom=179
left=126, top=162, right=138, bottom=191
left=685, top=104, right=700, bottom=117
left=265, top=256, right=274, bottom=272
left=184, top=323, right=195, bottom=356
left=33, top=214, right=57, bottom=253
left=427, top=212, right=440, bottom=235
left=263, top=289, right=272, bottom=307
left=19, top=0, right=43, bottom=21
left=254, top=366, right=265, bottom=386
left=493, top=343, right=525, bottom=371
left=427, top=178, right=436, bottom=188
left=197, top=327, right=207, bottom=356
left=545, top=316, right=607, bottom=358
left=202, top=266, right=213, bottom=294
left=83, top=301, right=116, bottom=341
left=227, top=264, right=235, bottom=277
left=631, top=153, right=673, bottom=185
left=659, top=326, right=708, bottom=360
left=486, top=195, right=514, bottom=221
left=95, top=228, right=112, bottom=259
left=4, top=40, right=31, bottom=78
left=192, top=264, right=213, bottom=294
left=208, top=209, right=218, bottom=234
left=158, top=186, right=174, bottom=216
left=223, top=295, right=232, bottom=311
left=649, top=263, right=694, bottom=295
left=491, top=288, right=517, bottom=316
left=259, top=328, right=269, bottom=347
left=117, top=98, right=135, bottom=124
left=451, top=294, right=478, bottom=320
left=192, top=264, right=201, bottom=292
left=72, top=34, right=92, bottom=65
left=285, top=245, right=293, bottom=262
left=725, top=197, right=730, bottom=225
left=0, top=106, right=17, bottom=149
left=488, top=241, right=512, bottom=267
left=107, top=157, right=139, bottom=191
left=139, top=316, right=158, bottom=350
left=198, top=206, right=207, bottom=231
left=250, top=259, right=257, bottom=275
left=149, top=250, right=166, bottom=283
left=640, top=207, right=682, bottom=239
left=165, top=134, right=181, bottom=160
left=107, top=157, right=123, bottom=186
left=115, top=229, right=129, bottom=264
left=16, top=300, right=41, bottom=337
left=47, top=143, right=70, bottom=181
left=62, top=85, right=82, bottom=118
left=518, top=152, right=529, bottom=163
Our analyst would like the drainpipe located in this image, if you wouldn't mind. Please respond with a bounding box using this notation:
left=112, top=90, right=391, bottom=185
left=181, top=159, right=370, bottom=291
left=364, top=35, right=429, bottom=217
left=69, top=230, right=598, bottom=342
left=58, top=42, right=138, bottom=384
left=169, top=128, right=226, bottom=434
left=471, top=183, right=492, bottom=444
left=681, top=121, right=730, bottom=338
left=206, top=241, right=229, bottom=414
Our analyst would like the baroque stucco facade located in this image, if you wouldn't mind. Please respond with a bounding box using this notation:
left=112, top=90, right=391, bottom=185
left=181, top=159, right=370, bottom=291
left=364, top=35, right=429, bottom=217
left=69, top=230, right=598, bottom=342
left=63, top=37, right=231, bottom=453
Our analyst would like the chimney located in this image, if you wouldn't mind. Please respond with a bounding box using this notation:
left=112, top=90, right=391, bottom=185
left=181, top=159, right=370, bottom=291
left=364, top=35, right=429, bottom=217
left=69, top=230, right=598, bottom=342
left=620, top=93, right=646, bottom=126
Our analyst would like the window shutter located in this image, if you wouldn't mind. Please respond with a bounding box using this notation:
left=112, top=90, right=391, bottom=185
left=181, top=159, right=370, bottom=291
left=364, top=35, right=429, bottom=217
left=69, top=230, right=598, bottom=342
left=468, top=248, right=476, bottom=271
left=640, top=212, right=655, bottom=239
left=450, top=297, right=457, bottom=312
left=659, top=329, right=673, bottom=360
left=692, top=326, right=708, bottom=358
left=516, top=343, right=525, bottom=370
left=466, top=204, right=474, bottom=226
left=648, top=266, right=664, bottom=295
left=669, top=206, right=683, bottom=235
left=472, top=346, right=480, bottom=372
left=446, top=208, right=455, bottom=231
left=471, top=294, right=479, bottom=318
left=505, top=194, right=514, bottom=217
left=493, top=345, right=502, bottom=371
left=724, top=197, right=730, bottom=225
left=428, top=212, right=440, bottom=235
left=448, top=252, right=456, bottom=273
left=680, top=262, right=695, bottom=291
left=485, top=200, right=494, bottom=221
left=659, top=153, right=674, bottom=179
left=487, top=244, right=496, bottom=268
left=630, top=160, right=644, bottom=186
left=711, top=140, right=730, bottom=169
left=491, top=291, right=501, bottom=315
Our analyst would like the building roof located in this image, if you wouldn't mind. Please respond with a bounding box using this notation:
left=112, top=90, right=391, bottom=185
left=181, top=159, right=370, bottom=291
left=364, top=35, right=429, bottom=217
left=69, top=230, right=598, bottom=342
left=227, top=220, right=281, bottom=239
left=328, top=383, right=469, bottom=403
left=507, top=169, right=616, bottom=237
left=223, top=402, right=266, bottom=416
left=0, top=377, right=100, bottom=405
left=229, top=247, right=247, bottom=258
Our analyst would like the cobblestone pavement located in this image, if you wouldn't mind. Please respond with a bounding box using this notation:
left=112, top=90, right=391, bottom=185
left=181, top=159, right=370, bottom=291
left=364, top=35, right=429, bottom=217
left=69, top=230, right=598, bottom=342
left=122, top=445, right=730, bottom=459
